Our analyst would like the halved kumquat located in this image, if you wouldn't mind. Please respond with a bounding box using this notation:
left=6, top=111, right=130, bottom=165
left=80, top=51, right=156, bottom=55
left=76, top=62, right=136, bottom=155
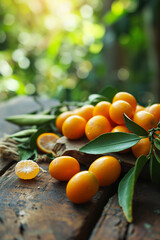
left=37, top=132, right=60, bottom=154
left=15, top=160, right=39, bottom=180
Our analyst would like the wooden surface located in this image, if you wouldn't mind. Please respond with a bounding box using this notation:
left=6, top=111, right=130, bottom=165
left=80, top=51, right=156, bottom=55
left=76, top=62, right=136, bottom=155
left=0, top=96, right=160, bottom=240
left=90, top=182, right=160, bottom=240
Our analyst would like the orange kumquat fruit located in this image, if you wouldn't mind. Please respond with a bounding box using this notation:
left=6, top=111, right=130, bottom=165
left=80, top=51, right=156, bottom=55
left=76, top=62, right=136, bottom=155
left=66, top=171, right=99, bottom=204
left=111, top=125, right=130, bottom=133
left=89, top=156, right=121, bottom=186
left=49, top=156, right=80, bottom=181
left=62, top=115, right=86, bottom=139
left=111, top=125, right=131, bottom=153
left=132, top=137, right=151, bottom=158
left=56, top=111, right=73, bottom=132
left=133, top=110, right=157, bottom=131
left=135, top=105, right=145, bottom=113
left=93, top=101, right=115, bottom=127
left=112, top=91, right=137, bottom=112
left=146, top=103, right=160, bottom=123
left=85, top=115, right=111, bottom=141
left=93, top=101, right=111, bottom=119
left=109, top=100, right=133, bottom=125
left=15, top=160, right=39, bottom=180
left=76, top=104, right=94, bottom=121
left=37, top=132, right=60, bottom=154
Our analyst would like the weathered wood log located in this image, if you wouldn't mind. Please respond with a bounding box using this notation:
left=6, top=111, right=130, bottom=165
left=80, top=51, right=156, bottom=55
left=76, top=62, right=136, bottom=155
left=90, top=194, right=128, bottom=240
left=0, top=163, right=117, bottom=240
left=0, top=96, right=58, bottom=175
left=0, top=96, right=159, bottom=240
left=90, top=180, right=160, bottom=240
left=53, top=136, right=151, bottom=180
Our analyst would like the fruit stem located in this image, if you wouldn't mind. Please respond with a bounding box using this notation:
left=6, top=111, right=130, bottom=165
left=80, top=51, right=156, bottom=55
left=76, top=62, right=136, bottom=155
left=51, top=151, right=57, bottom=158
left=39, top=167, right=47, bottom=173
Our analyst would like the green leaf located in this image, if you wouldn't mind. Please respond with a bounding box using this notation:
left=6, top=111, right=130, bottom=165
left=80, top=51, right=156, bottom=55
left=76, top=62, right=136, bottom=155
left=80, top=132, right=141, bottom=154
left=12, top=137, right=30, bottom=143
left=47, top=153, right=55, bottom=160
left=6, top=114, right=56, bottom=126
left=153, top=149, right=160, bottom=164
left=10, top=129, right=37, bottom=138
left=99, top=85, right=118, bottom=102
left=88, top=94, right=108, bottom=105
left=150, top=154, right=160, bottom=185
left=118, top=155, right=147, bottom=222
left=124, top=114, right=148, bottom=136
left=18, top=138, right=31, bottom=150
left=154, top=138, right=160, bottom=151
left=30, top=126, right=50, bottom=150
left=18, top=146, right=35, bottom=161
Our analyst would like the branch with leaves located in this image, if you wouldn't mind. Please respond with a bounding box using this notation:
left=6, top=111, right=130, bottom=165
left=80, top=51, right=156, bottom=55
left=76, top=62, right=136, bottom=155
left=4, top=86, right=160, bottom=222
left=80, top=113, right=160, bottom=222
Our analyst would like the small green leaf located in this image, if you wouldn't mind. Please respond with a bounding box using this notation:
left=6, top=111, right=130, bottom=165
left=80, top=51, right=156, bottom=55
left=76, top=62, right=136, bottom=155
left=47, top=153, right=55, bottom=160
left=30, top=126, right=50, bottom=150
left=18, top=138, right=31, bottom=149
left=99, top=85, right=118, bottom=102
left=124, top=114, right=148, bottom=137
left=154, top=138, right=160, bottom=151
left=6, top=114, right=56, bottom=126
left=10, top=129, right=37, bottom=138
left=88, top=94, right=108, bottom=105
left=12, top=137, right=30, bottom=143
left=153, top=149, right=160, bottom=164
left=118, top=155, right=147, bottom=222
left=150, top=154, right=160, bottom=185
left=80, top=132, right=141, bottom=154
left=18, top=146, right=34, bottom=161
left=32, top=149, right=38, bottom=161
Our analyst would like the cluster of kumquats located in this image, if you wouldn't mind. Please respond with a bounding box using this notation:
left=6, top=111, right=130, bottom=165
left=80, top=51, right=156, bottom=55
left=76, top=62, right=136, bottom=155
left=15, top=154, right=121, bottom=204
left=55, top=91, right=160, bottom=158
left=15, top=91, right=160, bottom=204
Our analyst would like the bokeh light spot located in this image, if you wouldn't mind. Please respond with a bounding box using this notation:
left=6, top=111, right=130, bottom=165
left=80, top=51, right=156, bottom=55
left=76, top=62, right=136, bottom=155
left=111, top=1, right=124, bottom=16
left=0, top=60, right=13, bottom=77
left=4, top=78, right=19, bottom=91
left=117, top=68, right=129, bottom=81
left=80, top=4, right=93, bottom=19
left=25, top=83, right=36, bottom=95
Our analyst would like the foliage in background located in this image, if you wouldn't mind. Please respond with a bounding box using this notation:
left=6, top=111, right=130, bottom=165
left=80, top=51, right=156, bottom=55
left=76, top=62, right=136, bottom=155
left=0, top=0, right=160, bottom=104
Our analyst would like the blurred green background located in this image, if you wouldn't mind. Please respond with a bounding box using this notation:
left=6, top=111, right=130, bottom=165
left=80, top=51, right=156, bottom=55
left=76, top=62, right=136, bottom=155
left=0, top=0, right=160, bottom=105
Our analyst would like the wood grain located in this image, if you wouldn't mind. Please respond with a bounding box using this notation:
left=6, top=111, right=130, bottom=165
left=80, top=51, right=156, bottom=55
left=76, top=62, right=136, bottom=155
left=89, top=194, right=128, bottom=240
left=90, top=181, right=160, bottom=240
left=0, top=96, right=160, bottom=240
left=53, top=136, right=152, bottom=180
left=0, top=96, right=58, bottom=176
left=0, top=163, right=117, bottom=240
left=127, top=180, right=160, bottom=240
left=53, top=136, right=136, bottom=169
